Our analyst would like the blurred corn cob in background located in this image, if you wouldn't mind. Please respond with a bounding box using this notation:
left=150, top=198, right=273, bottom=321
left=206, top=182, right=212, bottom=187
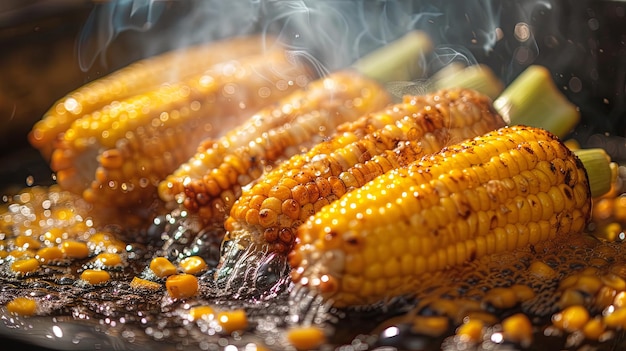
left=217, top=88, right=505, bottom=283
left=41, top=44, right=313, bottom=208
left=29, top=35, right=278, bottom=160
left=157, top=31, right=432, bottom=222
left=289, top=125, right=608, bottom=307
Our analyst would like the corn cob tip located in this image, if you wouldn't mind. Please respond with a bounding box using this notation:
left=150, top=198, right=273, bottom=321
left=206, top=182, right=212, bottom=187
left=493, top=65, right=580, bottom=138
left=429, top=64, right=504, bottom=100
left=573, top=148, right=614, bottom=198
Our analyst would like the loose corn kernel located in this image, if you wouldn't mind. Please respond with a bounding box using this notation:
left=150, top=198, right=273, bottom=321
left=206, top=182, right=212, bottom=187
left=216, top=309, right=248, bottom=334
left=189, top=305, right=215, bottom=321
left=36, top=247, right=64, bottom=264
left=61, top=240, right=90, bottom=259
left=88, top=232, right=126, bottom=253
left=456, top=319, right=484, bottom=343
left=129, top=276, right=161, bottom=291
left=80, top=269, right=111, bottom=284
left=179, top=256, right=208, bottom=275
left=552, top=305, right=590, bottom=332
left=150, top=257, right=177, bottom=278
left=410, top=316, right=450, bottom=337
left=286, top=326, right=326, bottom=350
left=6, top=297, right=37, bottom=316
left=11, top=258, right=40, bottom=274
left=14, top=235, right=41, bottom=250
left=483, top=287, right=519, bottom=310
left=603, top=307, right=626, bottom=329
left=166, top=273, right=198, bottom=299
left=93, top=252, right=123, bottom=267
left=501, top=313, right=533, bottom=346
left=583, top=317, right=607, bottom=340
left=614, top=291, right=626, bottom=308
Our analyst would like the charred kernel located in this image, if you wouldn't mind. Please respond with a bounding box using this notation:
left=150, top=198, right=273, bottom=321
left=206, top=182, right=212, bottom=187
left=189, top=305, right=215, bottom=321
left=61, top=240, right=90, bottom=259
left=11, top=258, right=40, bottom=274
left=286, top=326, right=326, bottom=351
left=456, top=319, right=484, bottom=343
left=80, top=269, right=111, bottom=284
left=6, top=297, right=37, bottom=316
left=502, top=313, right=533, bottom=346
left=36, top=247, right=64, bottom=263
left=166, top=273, right=198, bottom=299
left=129, top=276, right=161, bottom=290
left=217, top=309, right=248, bottom=334
left=150, top=257, right=177, bottom=278
left=179, top=256, right=207, bottom=275
left=552, top=305, right=590, bottom=332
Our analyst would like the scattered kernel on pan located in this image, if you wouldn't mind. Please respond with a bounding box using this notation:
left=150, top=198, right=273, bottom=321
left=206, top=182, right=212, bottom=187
left=552, top=305, right=590, bottom=332
left=80, top=269, right=111, bottom=284
left=602, top=307, right=626, bottom=329
left=150, top=257, right=177, bottom=278
left=189, top=305, right=215, bottom=321
left=483, top=287, right=519, bottom=309
left=36, top=247, right=64, bottom=263
left=6, top=297, right=37, bottom=316
left=14, top=235, right=41, bottom=250
left=501, top=313, right=533, bottom=346
left=411, top=316, right=450, bottom=337
left=583, top=317, right=606, bottom=340
left=88, top=232, right=126, bottom=253
left=93, top=252, right=122, bottom=267
left=129, top=276, right=161, bottom=290
left=456, top=319, right=484, bottom=343
left=11, top=257, right=40, bottom=274
left=61, top=240, right=90, bottom=259
left=286, top=326, right=326, bottom=350
left=527, top=260, right=557, bottom=280
left=166, top=273, right=198, bottom=299
left=179, top=256, right=207, bottom=275
left=217, top=309, right=249, bottom=334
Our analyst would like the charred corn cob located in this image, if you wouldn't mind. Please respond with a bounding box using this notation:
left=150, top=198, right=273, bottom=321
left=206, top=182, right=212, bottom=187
left=289, top=125, right=593, bottom=307
left=29, top=35, right=276, bottom=160
left=221, top=89, right=505, bottom=261
left=158, top=70, right=392, bottom=221
left=50, top=49, right=313, bottom=207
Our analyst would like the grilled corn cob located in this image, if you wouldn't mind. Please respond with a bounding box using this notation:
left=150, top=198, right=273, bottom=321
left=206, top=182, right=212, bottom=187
left=220, top=89, right=505, bottom=263
left=158, top=70, right=392, bottom=221
left=289, top=125, right=593, bottom=307
left=50, top=49, right=313, bottom=207
left=29, top=35, right=276, bottom=160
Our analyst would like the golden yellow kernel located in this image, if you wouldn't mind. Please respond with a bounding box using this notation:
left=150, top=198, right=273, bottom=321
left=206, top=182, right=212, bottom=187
left=6, top=297, right=37, bottom=316
left=93, top=252, right=122, bottom=267
left=11, top=258, right=40, bottom=274
left=483, top=287, right=518, bottom=309
left=575, top=275, right=603, bottom=295
left=150, top=257, right=177, bottom=278
left=179, top=256, right=207, bottom=275
left=80, top=269, right=111, bottom=284
left=552, top=305, right=590, bottom=332
left=14, top=235, right=41, bottom=250
left=286, top=326, right=326, bottom=350
left=502, top=313, right=533, bottom=346
left=129, top=276, right=161, bottom=290
left=189, top=305, right=215, bottom=321
left=582, top=317, right=606, bottom=340
left=217, top=309, right=248, bottom=334
left=510, top=284, right=536, bottom=302
left=558, top=288, right=585, bottom=309
left=0, top=251, right=7, bottom=259
left=43, top=228, right=66, bottom=244
left=614, top=291, right=626, bottom=308
left=88, top=232, right=126, bottom=253
left=456, top=319, right=484, bottom=343
left=166, top=273, right=198, bottom=299
left=603, top=307, right=626, bottom=329
left=8, top=249, right=35, bottom=259
left=411, top=316, right=450, bottom=337
left=36, top=247, right=64, bottom=264
left=527, top=260, right=557, bottom=280
left=61, top=240, right=90, bottom=259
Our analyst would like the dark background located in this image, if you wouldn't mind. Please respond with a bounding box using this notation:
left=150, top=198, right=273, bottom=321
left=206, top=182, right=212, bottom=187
left=1, top=1, right=625, bottom=350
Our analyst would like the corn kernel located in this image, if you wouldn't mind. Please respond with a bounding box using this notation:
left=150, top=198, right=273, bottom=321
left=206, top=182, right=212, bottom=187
left=129, top=276, right=161, bottom=290
left=15, top=235, right=41, bottom=250
left=286, top=326, right=326, bottom=350
left=36, top=247, right=64, bottom=263
left=179, top=256, right=207, bottom=275
left=217, top=309, right=248, bottom=334
left=93, top=252, right=122, bottom=267
left=456, top=319, right=484, bottom=343
left=582, top=317, right=606, bottom=340
left=552, top=305, right=589, bottom=332
left=11, top=258, right=40, bottom=274
left=150, top=257, right=177, bottom=278
left=411, top=316, right=450, bottom=337
left=166, top=273, right=198, bottom=299
left=483, top=287, right=518, bottom=309
left=80, top=269, right=111, bottom=284
left=61, top=240, right=90, bottom=259
left=502, top=313, right=533, bottom=346
left=603, top=307, right=626, bottom=329
left=6, top=297, right=37, bottom=316
left=189, top=305, right=215, bottom=321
